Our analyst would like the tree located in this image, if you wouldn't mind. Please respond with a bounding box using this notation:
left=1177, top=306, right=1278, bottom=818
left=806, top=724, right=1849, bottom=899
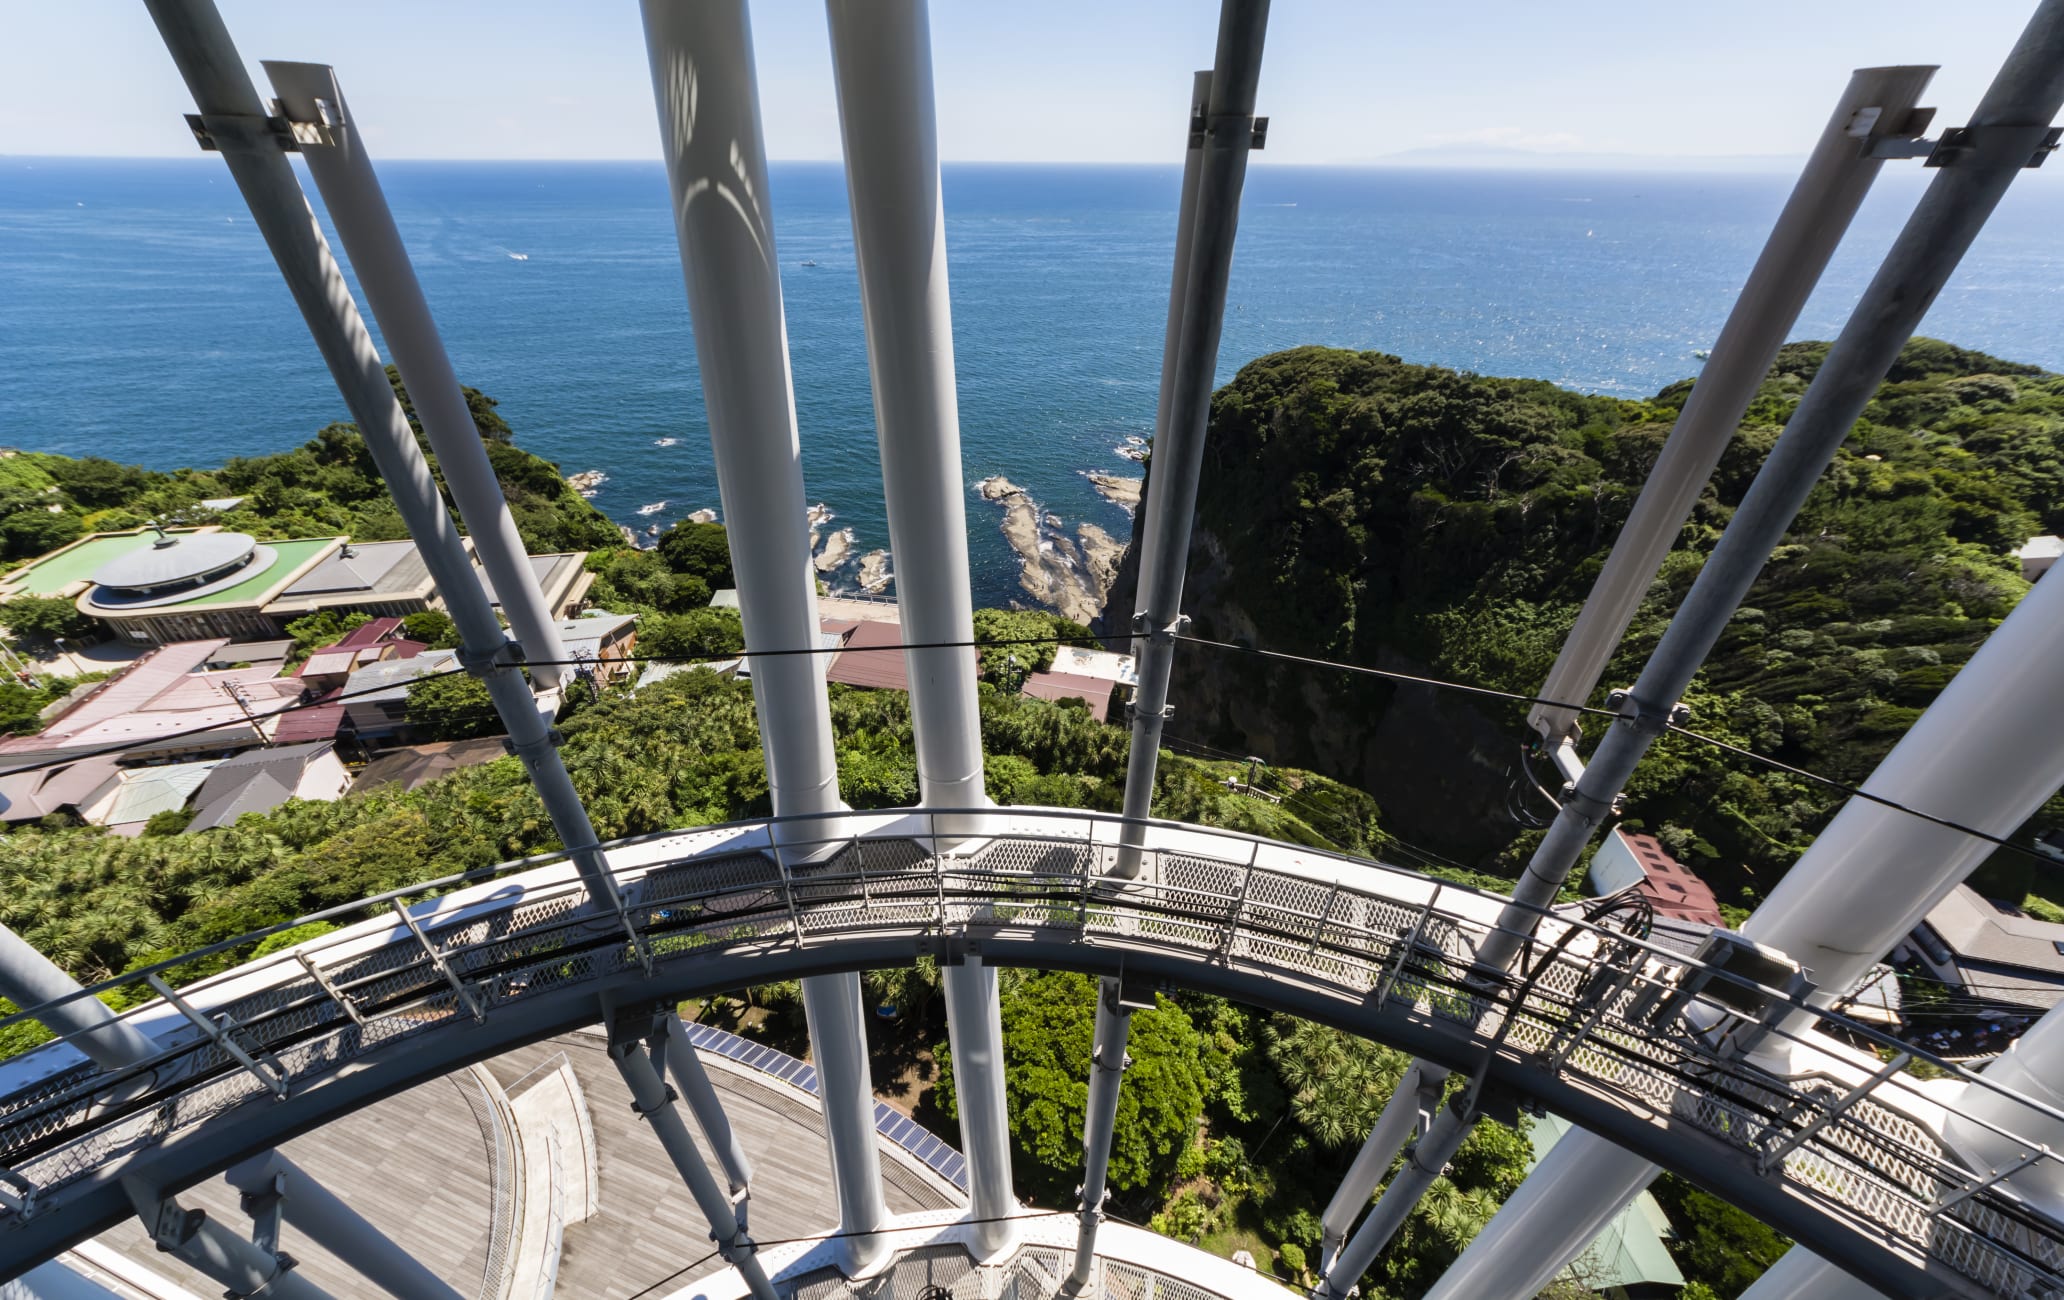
left=1265, top=1014, right=1409, bottom=1148
left=640, top=608, right=745, bottom=662
left=656, top=521, right=735, bottom=589
left=399, top=610, right=462, bottom=649
left=404, top=672, right=500, bottom=741
left=0, top=509, right=84, bottom=561
left=937, top=970, right=1208, bottom=1206
left=1649, top=1174, right=1790, bottom=1297
left=1, top=595, right=93, bottom=643
left=285, top=610, right=371, bottom=661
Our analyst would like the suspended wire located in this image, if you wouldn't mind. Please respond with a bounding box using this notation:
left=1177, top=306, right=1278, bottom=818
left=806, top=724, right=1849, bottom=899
left=1171, top=629, right=2062, bottom=873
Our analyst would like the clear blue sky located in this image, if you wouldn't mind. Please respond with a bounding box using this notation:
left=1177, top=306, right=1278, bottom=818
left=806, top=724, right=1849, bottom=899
left=0, top=1, right=2044, bottom=166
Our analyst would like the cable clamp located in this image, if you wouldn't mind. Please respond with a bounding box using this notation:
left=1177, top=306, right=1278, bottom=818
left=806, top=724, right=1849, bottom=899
left=183, top=113, right=299, bottom=155
left=1603, top=689, right=1690, bottom=731
left=1132, top=612, right=1190, bottom=645
left=459, top=639, right=527, bottom=677
left=628, top=1084, right=679, bottom=1119
left=1922, top=124, right=2063, bottom=169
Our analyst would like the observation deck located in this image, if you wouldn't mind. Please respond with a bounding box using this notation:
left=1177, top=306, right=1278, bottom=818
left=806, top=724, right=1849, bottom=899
left=3, top=809, right=2060, bottom=1299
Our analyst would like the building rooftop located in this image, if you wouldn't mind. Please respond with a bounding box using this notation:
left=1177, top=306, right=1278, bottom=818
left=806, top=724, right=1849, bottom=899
left=341, top=648, right=461, bottom=706
left=554, top=610, right=638, bottom=658
left=90, top=530, right=258, bottom=592
left=1021, top=668, right=1117, bottom=721
left=273, top=539, right=430, bottom=604
left=351, top=737, right=510, bottom=793
left=1911, top=884, right=2064, bottom=1011
left=82, top=537, right=337, bottom=613
left=0, top=527, right=227, bottom=598
left=84, top=758, right=221, bottom=831
left=184, top=741, right=340, bottom=832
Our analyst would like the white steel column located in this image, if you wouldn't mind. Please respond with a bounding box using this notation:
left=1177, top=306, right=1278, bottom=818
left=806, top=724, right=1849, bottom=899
left=825, top=0, right=1017, bottom=1258
left=802, top=977, right=892, bottom=1274
left=223, top=1152, right=463, bottom=1300
left=263, top=63, right=570, bottom=696
left=639, top=0, right=884, bottom=1275
left=1419, top=1130, right=1659, bottom=1300
left=1528, top=65, right=1935, bottom=745
left=1741, top=557, right=2064, bottom=1006
left=1318, top=1103, right=1475, bottom=1299
left=1736, top=1249, right=1886, bottom=1300
left=826, top=0, right=986, bottom=818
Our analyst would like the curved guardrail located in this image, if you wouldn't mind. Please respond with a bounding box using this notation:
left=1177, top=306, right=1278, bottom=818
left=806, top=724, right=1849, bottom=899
left=1, top=806, right=2061, bottom=1299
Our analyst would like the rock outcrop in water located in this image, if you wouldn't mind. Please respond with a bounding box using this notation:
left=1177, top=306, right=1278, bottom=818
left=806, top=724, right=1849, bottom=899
left=976, top=476, right=1120, bottom=623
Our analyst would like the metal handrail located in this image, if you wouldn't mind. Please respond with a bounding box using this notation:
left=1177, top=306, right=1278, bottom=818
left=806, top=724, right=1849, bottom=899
left=0, top=807, right=2060, bottom=1297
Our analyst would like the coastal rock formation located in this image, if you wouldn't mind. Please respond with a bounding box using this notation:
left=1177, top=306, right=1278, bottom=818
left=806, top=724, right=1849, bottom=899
left=687, top=508, right=718, bottom=524
left=976, top=476, right=1113, bottom=623
left=814, top=527, right=855, bottom=573
left=857, top=549, right=892, bottom=593
left=566, top=469, right=606, bottom=498
left=1086, top=472, right=1143, bottom=512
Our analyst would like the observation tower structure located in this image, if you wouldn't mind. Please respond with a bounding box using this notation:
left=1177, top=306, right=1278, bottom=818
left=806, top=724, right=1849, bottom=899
left=3, top=2, right=2064, bottom=1300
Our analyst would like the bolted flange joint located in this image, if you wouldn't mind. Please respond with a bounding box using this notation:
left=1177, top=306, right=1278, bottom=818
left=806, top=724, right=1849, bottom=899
left=1131, top=612, right=1191, bottom=645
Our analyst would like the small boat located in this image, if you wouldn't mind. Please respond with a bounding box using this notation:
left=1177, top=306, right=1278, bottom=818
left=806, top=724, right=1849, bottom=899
left=654, top=437, right=680, bottom=447
left=637, top=501, right=668, bottom=516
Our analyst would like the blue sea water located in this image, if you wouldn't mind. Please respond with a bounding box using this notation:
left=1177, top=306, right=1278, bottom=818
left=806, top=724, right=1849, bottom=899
left=2, top=158, right=2062, bottom=608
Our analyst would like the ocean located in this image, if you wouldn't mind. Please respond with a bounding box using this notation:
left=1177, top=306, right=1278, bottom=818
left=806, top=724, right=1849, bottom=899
left=3, top=158, right=2062, bottom=609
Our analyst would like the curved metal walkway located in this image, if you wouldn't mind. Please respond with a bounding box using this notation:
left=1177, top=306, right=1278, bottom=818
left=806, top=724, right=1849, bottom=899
left=2, top=808, right=2061, bottom=1298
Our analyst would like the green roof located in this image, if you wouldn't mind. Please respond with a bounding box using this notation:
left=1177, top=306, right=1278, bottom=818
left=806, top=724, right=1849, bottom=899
left=1528, top=1114, right=1685, bottom=1290
left=159, top=537, right=335, bottom=608
left=2, top=529, right=201, bottom=597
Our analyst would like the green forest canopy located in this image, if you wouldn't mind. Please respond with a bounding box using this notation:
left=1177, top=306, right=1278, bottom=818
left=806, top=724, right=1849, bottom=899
left=1188, top=339, right=2064, bottom=908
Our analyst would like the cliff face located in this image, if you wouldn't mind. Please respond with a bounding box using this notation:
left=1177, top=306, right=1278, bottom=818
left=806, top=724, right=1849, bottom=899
left=1102, top=342, right=2064, bottom=891
left=1102, top=476, right=1532, bottom=866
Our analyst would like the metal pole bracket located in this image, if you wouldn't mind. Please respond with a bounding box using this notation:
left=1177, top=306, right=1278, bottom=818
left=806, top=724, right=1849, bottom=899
left=146, top=974, right=290, bottom=1100
left=184, top=113, right=298, bottom=155
left=1925, top=124, right=2064, bottom=168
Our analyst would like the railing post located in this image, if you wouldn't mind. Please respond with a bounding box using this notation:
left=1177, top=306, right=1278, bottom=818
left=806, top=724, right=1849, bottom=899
left=388, top=902, right=484, bottom=1023
left=1756, top=1053, right=1911, bottom=1176
left=145, top=973, right=289, bottom=1098
left=1374, top=888, right=1438, bottom=1012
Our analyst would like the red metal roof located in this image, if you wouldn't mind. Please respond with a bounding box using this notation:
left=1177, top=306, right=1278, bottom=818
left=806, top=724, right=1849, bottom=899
left=824, top=619, right=910, bottom=691
left=332, top=617, right=405, bottom=650
left=1616, top=830, right=1727, bottom=928
left=271, top=699, right=347, bottom=745
left=1020, top=670, right=1115, bottom=722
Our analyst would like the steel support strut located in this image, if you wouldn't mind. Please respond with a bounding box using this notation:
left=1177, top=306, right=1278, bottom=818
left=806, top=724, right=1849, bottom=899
left=0, top=926, right=156, bottom=1071
left=1114, top=0, right=1271, bottom=878
left=127, top=1181, right=336, bottom=1300
left=260, top=63, right=571, bottom=697
left=1319, top=1102, right=1477, bottom=1299
left=824, top=0, right=1016, bottom=1254
left=223, top=1152, right=463, bottom=1300
left=658, top=1015, right=754, bottom=1222
left=637, top=0, right=885, bottom=1271
left=1428, top=9, right=2064, bottom=1293
left=1316, top=1061, right=1443, bottom=1275
left=140, top=0, right=622, bottom=909
left=1067, top=978, right=1140, bottom=1290
left=608, top=1017, right=777, bottom=1300
left=1527, top=65, right=1936, bottom=746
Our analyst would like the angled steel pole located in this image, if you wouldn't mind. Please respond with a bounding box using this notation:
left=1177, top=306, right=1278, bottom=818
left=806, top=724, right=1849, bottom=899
left=1428, top=9, right=2064, bottom=1293
left=823, top=0, right=1017, bottom=1259
left=1066, top=979, right=1137, bottom=1289
left=127, top=1182, right=336, bottom=1300
left=637, top=0, right=885, bottom=1275
left=262, top=62, right=571, bottom=697
left=1317, top=1101, right=1475, bottom=1299
left=0, top=926, right=155, bottom=1071
left=1115, top=0, right=1271, bottom=879
left=8, top=1261, right=124, bottom=1299
left=609, top=1026, right=778, bottom=1300
left=1316, top=1061, right=1439, bottom=1274
left=141, top=0, right=622, bottom=907
left=1529, top=65, right=1936, bottom=747
left=660, top=1015, right=755, bottom=1223
left=224, top=1152, right=463, bottom=1300
left=1131, top=71, right=1214, bottom=618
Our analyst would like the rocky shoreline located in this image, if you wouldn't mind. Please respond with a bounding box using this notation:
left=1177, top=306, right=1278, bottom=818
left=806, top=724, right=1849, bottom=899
left=975, top=475, right=1125, bottom=623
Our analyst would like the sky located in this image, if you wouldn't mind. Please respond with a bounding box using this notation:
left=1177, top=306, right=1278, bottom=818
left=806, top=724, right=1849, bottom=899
left=0, top=2, right=2047, bottom=167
